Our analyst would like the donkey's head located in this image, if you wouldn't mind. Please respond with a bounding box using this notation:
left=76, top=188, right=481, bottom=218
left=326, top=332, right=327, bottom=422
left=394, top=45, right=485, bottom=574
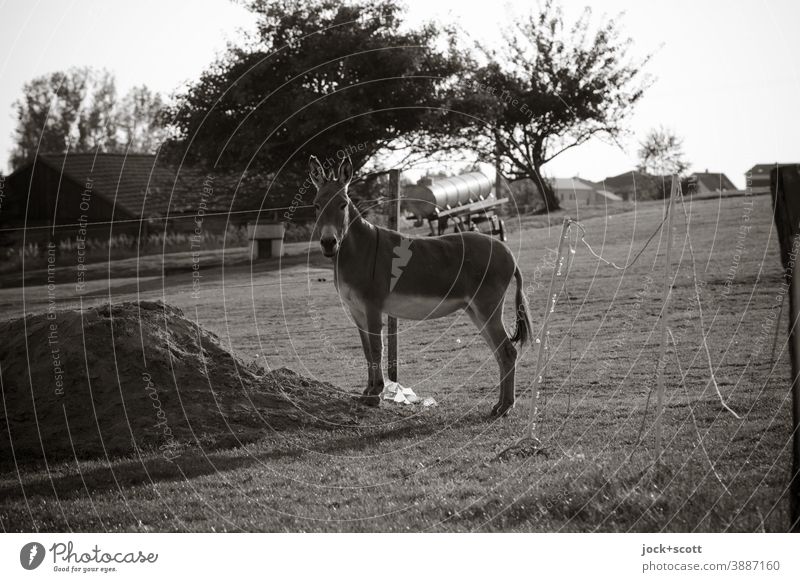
left=309, top=154, right=354, bottom=257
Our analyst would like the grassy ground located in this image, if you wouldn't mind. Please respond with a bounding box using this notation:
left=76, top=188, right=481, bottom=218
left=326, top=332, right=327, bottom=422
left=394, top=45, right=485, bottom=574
left=0, top=192, right=794, bottom=532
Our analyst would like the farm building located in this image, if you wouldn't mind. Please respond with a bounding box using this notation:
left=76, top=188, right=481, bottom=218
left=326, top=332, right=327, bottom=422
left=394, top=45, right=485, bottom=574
left=0, top=153, right=275, bottom=246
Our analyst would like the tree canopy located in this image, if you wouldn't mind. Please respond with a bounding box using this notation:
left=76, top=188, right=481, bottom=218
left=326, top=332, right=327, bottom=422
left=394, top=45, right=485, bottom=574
left=637, top=126, right=689, bottom=176
left=444, top=1, right=651, bottom=211
left=163, top=0, right=462, bottom=200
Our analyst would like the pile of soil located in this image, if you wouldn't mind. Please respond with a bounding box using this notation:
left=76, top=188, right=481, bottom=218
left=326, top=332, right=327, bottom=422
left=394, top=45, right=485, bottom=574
left=0, top=301, right=360, bottom=464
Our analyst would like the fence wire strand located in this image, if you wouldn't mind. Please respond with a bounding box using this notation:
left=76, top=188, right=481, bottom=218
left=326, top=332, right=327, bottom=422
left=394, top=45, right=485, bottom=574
left=573, top=203, right=671, bottom=271
left=667, top=327, right=732, bottom=496
left=561, top=184, right=743, bottom=466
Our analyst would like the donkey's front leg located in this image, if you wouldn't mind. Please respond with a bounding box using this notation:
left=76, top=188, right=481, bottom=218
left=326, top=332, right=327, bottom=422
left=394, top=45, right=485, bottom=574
left=360, top=308, right=385, bottom=406
left=352, top=308, right=384, bottom=407
left=356, top=327, right=375, bottom=397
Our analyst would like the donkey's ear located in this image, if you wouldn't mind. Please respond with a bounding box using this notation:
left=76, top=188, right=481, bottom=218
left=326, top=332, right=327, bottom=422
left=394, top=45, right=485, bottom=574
left=308, top=155, right=325, bottom=189
left=337, top=153, right=353, bottom=185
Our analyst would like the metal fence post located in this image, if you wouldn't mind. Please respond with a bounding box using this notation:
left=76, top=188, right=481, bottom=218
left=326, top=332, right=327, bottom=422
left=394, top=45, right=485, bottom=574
left=527, top=217, right=571, bottom=439
left=654, top=175, right=677, bottom=464
left=387, top=169, right=400, bottom=383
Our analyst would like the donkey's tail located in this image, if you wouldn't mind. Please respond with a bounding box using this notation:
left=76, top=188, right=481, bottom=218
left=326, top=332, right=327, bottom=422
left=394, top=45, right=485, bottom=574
left=510, top=265, right=533, bottom=346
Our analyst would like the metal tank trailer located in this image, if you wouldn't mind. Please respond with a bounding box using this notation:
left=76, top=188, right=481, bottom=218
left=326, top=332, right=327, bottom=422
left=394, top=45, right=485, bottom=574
left=401, top=172, right=508, bottom=241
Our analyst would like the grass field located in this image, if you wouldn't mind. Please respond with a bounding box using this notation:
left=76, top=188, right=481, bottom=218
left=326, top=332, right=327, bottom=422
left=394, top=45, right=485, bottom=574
left=0, top=192, right=794, bottom=532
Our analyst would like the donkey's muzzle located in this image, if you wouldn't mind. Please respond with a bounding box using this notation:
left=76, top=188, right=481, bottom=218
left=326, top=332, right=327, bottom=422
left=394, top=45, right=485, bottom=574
left=320, top=236, right=338, bottom=257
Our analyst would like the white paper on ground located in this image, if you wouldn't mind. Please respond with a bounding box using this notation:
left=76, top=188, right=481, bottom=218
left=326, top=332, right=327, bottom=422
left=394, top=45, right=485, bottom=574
left=382, top=380, right=422, bottom=405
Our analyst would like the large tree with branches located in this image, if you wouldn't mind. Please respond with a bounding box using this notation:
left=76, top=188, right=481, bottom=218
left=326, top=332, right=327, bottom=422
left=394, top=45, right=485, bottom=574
left=446, top=1, right=650, bottom=211
left=163, top=0, right=462, bottom=201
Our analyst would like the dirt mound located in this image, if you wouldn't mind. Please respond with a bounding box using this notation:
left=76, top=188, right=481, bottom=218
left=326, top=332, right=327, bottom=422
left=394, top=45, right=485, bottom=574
left=0, top=301, right=360, bottom=464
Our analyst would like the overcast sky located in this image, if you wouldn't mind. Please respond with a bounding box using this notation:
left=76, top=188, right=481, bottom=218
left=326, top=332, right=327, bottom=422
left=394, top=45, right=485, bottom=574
left=0, top=0, right=797, bottom=187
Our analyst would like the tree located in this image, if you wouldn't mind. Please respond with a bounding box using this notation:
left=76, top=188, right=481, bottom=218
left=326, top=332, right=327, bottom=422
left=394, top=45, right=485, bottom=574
left=117, top=86, right=169, bottom=153
left=10, top=68, right=166, bottom=169
left=162, top=0, right=462, bottom=201
left=637, top=126, right=689, bottom=176
left=443, top=1, right=650, bottom=212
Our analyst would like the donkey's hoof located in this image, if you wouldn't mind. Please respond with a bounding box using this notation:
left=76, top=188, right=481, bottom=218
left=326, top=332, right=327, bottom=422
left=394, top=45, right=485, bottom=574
left=359, top=394, right=381, bottom=407
left=491, top=401, right=515, bottom=417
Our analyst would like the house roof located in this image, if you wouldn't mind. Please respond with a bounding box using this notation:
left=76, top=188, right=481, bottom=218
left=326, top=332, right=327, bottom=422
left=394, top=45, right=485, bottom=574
left=601, top=171, right=669, bottom=191
left=10, top=153, right=270, bottom=218
left=690, top=172, right=737, bottom=191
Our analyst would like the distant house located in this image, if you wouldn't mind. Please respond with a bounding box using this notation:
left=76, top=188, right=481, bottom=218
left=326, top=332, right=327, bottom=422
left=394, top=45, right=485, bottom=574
left=1, top=153, right=270, bottom=245
left=509, top=176, right=623, bottom=209
left=746, top=163, right=800, bottom=194
left=747, top=164, right=774, bottom=193
left=553, top=177, right=623, bottom=206
left=685, top=171, right=738, bottom=195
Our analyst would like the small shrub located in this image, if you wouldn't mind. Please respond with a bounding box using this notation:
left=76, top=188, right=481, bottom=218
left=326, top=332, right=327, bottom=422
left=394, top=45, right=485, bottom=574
left=284, top=222, right=315, bottom=243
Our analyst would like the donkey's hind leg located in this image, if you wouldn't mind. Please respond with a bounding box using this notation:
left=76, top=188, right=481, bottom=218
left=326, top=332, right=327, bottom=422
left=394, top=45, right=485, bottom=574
left=466, top=303, right=518, bottom=416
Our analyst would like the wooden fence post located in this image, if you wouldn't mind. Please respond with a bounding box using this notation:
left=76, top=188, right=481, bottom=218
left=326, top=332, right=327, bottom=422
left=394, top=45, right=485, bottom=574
left=770, top=164, right=800, bottom=532
left=789, top=252, right=800, bottom=531
left=387, top=169, right=400, bottom=383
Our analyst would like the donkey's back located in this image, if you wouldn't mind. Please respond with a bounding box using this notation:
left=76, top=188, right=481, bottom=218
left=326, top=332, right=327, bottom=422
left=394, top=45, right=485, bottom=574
left=378, top=229, right=518, bottom=319
left=384, top=230, right=517, bottom=294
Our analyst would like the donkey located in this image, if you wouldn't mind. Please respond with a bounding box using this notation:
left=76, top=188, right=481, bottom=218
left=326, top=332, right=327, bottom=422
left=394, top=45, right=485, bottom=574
left=310, top=154, right=532, bottom=416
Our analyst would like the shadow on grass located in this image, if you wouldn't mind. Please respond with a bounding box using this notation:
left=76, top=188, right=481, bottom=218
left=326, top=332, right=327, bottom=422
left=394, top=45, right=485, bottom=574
left=0, top=408, right=473, bottom=502
left=0, top=391, right=510, bottom=509
left=0, top=449, right=262, bottom=501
